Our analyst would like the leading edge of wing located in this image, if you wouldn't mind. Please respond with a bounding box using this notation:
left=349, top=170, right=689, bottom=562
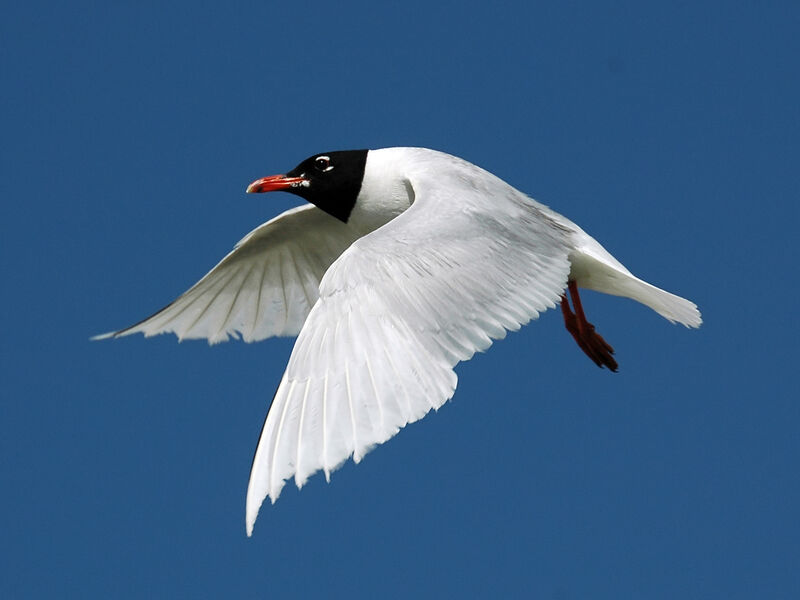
left=245, top=173, right=574, bottom=534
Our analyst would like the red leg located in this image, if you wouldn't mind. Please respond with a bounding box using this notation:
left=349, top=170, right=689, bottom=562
left=561, top=281, right=618, bottom=372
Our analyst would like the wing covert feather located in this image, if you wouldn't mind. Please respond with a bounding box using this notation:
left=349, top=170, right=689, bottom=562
left=246, top=179, right=573, bottom=534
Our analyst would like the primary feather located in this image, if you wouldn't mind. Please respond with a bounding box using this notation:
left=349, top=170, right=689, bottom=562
left=94, top=147, right=701, bottom=537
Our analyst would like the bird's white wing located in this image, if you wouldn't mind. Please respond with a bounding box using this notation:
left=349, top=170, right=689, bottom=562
left=246, top=179, right=574, bottom=534
left=94, top=205, right=360, bottom=343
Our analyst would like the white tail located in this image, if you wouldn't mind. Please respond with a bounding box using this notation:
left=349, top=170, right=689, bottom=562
left=566, top=233, right=702, bottom=328
left=603, top=275, right=702, bottom=327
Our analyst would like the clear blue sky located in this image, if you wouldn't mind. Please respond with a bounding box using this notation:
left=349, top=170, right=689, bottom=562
left=3, top=2, right=798, bottom=598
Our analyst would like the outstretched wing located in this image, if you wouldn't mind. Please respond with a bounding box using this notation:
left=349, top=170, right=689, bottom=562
left=246, top=177, right=574, bottom=534
left=94, top=205, right=361, bottom=344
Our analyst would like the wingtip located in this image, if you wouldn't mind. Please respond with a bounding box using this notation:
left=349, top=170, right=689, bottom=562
left=245, top=503, right=259, bottom=537
left=245, top=486, right=278, bottom=537
left=90, top=331, right=116, bottom=341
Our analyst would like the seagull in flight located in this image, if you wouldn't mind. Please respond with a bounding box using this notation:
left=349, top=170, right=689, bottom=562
left=95, top=147, right=701, bottom=535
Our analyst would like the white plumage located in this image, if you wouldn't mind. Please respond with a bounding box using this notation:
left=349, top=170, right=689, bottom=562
left=96, top=148, right=701, bottom=536
left=93, top=204, right=360, bottom=342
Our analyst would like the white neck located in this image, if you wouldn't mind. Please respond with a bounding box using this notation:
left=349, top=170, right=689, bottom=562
left=346, top=148, right=418, bottom=234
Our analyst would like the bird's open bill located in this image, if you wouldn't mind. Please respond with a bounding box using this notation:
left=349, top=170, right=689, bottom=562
left=246, top=175, right=307, bottom=193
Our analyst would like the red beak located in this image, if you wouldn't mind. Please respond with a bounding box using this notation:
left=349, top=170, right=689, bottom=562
left=246, top=174, right=307, bottom=193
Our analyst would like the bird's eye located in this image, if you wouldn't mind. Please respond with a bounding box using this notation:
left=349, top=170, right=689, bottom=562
left=314, top=156, right=332, bottom=172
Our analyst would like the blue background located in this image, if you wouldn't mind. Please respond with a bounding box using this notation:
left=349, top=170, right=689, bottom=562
left=3, top=1, right=798, bottom=598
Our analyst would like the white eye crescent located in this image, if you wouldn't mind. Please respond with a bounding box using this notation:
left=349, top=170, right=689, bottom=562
left=314, top=156, right=333, bottom=172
